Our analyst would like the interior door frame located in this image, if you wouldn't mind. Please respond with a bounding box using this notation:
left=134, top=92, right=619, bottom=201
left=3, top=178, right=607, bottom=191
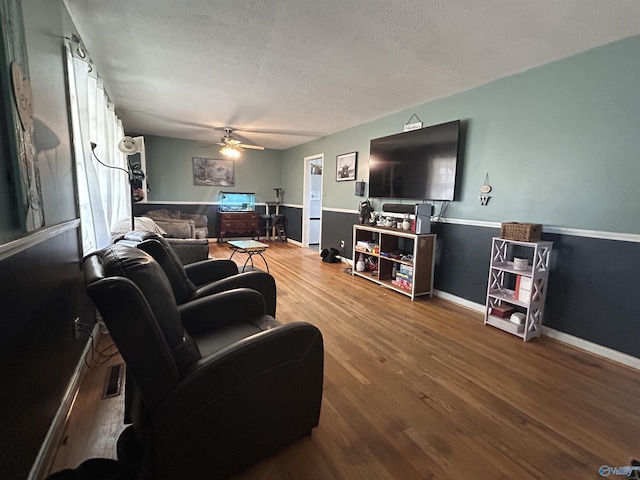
left=302, top=153, right=324, bottom=248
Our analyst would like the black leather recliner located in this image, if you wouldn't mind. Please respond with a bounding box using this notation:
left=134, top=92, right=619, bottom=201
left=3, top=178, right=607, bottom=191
left=116, top=231, right=277, bottom=316
left=83, top=244, right=323, bottom=479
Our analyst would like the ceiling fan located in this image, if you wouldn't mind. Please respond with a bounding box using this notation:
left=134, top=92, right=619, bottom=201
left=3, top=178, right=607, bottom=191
left=217, top=128, right=264, bottom=158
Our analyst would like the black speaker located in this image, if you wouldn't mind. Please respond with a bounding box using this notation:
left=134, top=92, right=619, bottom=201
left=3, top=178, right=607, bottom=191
left=382, top=203, right=415, bottom=214
left=415, top=203, right=433, bottom=234
left=355, top=181, right=365, bottom=196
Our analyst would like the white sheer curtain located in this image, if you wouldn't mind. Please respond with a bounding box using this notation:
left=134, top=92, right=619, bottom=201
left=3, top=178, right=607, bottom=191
left=65, top=44, right=130, bottom=255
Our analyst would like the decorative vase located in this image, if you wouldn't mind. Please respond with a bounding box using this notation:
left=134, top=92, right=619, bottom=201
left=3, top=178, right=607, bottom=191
left=356, top=253, right=366, bottom=272
left=402, top=214, right=411, bottom=230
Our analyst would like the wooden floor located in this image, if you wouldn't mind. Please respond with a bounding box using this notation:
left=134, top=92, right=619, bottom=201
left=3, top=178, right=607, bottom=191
left=47, top=334, right=126, bottom=475
left=49, top=241, right=640, bottom=479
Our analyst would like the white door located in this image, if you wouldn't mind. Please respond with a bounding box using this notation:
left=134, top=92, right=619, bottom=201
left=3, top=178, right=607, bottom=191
left=302, top=154, right=323, bottom=249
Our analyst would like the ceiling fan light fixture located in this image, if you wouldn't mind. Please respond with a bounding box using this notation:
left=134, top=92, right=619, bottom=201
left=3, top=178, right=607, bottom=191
left=220, top=145, right=240, bottom=159
left=216, top=127, right=264, bottom=154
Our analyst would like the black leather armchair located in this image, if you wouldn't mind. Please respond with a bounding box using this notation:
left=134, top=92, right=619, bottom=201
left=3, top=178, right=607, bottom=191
left=117, top=231, right=277, bottom=316
left=83, top=244, right=323, bottom=479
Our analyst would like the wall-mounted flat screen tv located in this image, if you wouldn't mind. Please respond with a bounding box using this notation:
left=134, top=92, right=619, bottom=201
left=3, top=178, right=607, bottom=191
left=368, top=120, right=461, bottom=200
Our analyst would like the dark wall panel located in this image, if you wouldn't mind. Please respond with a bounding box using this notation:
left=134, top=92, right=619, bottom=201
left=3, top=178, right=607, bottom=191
left=432, top=222, right=640, bottom=359
left=0, top=0, right=91, bottom=476
left=0, top=227, right=93, bottom=478
left=283, top=206, right=302, bottom=243
left=312, top=210, right=640, bottom=359
left=430, top=222, right=496, bottom=304
left=542, top=233, right=640, bottom=357
left=321, top=210, right=359, bottom=258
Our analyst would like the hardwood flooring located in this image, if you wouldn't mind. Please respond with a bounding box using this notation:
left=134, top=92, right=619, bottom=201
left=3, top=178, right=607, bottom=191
left=47, top=334, right=126, bottom=475
left=49, top=241, right=640, bottom=479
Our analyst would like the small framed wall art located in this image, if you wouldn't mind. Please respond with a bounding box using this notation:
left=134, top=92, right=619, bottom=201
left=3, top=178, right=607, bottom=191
left=336, top=152, right=357, bottom=182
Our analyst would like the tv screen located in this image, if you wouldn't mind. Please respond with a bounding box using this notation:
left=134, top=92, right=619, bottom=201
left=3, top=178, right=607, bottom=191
left=368, top=120, right=461, bottom=200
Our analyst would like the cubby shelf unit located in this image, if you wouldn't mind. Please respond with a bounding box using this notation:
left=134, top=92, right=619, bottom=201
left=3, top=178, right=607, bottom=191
left=484, top=237, right=553, bottom=341
left=352, top=224, right=436, bottom=301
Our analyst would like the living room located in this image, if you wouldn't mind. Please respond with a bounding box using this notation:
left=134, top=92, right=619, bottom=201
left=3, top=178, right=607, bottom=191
left=1, top=0, right=640, bottom=478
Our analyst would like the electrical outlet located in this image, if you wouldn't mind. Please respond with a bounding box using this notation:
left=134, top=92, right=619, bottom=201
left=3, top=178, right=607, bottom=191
left=73, top=317, right=82, bottom=338
left=340, top=240, right=345, bottom=248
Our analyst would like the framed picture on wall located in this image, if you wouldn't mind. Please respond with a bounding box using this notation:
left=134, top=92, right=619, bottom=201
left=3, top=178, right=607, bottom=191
left=192, top=157, right=235, bottom=186
left=336, top=152, right=357, bottom=181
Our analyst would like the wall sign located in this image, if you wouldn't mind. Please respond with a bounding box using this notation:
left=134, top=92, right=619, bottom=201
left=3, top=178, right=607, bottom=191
left=11, top=62, right=33, bottom=131
left=403, top=121, right=422, bottom=132
left=404, top=113, right=423, bottom=132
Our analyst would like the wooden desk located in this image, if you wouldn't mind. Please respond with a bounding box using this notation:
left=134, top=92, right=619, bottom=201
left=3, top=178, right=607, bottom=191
left=228, top=240, right=269, bottom=272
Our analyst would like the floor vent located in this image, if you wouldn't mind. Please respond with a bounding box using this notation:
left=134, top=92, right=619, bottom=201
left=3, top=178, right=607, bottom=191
left=102, top=363, right=124, bottom=399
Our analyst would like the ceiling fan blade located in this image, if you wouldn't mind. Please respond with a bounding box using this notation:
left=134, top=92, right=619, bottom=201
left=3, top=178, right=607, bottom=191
left=212, top=126, right=321, bottom=137
left=239, top=144, right=265, bottom=150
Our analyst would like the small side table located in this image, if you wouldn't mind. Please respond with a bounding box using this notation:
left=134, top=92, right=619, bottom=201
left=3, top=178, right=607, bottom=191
left=228, top=240, right=270, bottom=272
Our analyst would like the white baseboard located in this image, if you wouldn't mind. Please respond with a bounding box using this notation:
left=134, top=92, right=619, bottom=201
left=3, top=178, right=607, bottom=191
left=541, top=327, right=640, bottom=371
left=29, top=324, right=99, bottom=480
left=251, top=242, right=640, bottom=370
left=433, top=289, right=485, bottom=313
left=433, top=290, right=640, bottom=371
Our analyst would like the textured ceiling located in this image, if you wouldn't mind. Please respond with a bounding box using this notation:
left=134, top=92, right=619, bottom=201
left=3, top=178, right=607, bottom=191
left=63, top=0, right=640, bottom=150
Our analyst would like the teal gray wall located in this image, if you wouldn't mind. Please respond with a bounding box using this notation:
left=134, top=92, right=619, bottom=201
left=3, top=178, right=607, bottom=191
left=282, top=34, right=640, bottom=235
left=277, top=34, right=640, bottom=361
left=0, top=4, right=638, bottom=477
left=1, top=0, right=92, bottom=477
left=143, top=135, right=284, bottom=204
left=128, top=34, right=640, bottom=360
left=144, top=34, right=640, bottom=235
left=0, top=0, right=77, bottom=244
left=24, top=0, right=77, bottom=226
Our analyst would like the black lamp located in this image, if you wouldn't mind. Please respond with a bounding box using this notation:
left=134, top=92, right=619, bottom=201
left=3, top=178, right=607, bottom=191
left=90, top=140, right=139, bottom=231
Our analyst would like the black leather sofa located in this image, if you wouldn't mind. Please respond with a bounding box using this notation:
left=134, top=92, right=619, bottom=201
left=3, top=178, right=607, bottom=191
left=113, top=230, right=209, bottom=265
left=82, top=244, right=324, bottom=479
left=118, top=231, right=277, bottom=316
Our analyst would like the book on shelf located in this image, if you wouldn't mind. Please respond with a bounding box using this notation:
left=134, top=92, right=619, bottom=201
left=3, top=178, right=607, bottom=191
left=515, top=275, right=533, bottom=300
left=395, top=271, right=412, bottom=281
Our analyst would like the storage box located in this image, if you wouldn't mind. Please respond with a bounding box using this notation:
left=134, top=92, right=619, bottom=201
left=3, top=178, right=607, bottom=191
left=392, top=278, right=412, bottom=290
left=500, top=222, right=542, bottom=242
left=486, top=315, right=525, bottom=334
left=490, top=305, right=516, bottom=318
left=399, top=264, right=413, bottom=275
left=356, top=241, right=377, bottom=252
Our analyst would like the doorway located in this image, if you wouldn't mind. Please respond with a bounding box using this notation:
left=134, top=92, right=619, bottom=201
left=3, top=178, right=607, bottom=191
left=302, top=154, right=323, bottom=250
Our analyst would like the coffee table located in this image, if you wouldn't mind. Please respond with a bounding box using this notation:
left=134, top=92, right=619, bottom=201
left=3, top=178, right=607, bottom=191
left=228, top=240, right=269, bottom=273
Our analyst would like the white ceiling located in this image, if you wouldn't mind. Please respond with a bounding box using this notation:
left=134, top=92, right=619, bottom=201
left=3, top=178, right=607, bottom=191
left=63, top=0, right=640, bottom=150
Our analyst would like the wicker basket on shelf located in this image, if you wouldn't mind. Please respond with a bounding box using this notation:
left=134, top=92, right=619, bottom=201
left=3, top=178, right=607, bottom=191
left=500, top=222, right=542, bottom=242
